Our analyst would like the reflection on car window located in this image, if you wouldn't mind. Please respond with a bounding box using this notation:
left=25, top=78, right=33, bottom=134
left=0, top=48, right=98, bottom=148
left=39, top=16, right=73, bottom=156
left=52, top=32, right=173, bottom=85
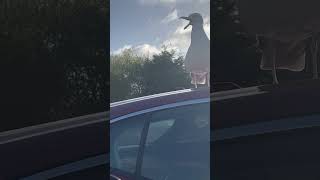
left=146, top=119, right=175, bottom=144
left=141, top=102, right=210, bottom=180
left=110, top=114, right=147, bottom=174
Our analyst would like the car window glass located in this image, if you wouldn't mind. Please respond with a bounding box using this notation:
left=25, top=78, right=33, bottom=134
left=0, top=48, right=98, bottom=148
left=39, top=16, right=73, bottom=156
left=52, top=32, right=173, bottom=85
left=110, top=114, right=147, bottom=175
left=141, top=102, right=210, bottom=180
left=146, top=118, right=175, bottom=144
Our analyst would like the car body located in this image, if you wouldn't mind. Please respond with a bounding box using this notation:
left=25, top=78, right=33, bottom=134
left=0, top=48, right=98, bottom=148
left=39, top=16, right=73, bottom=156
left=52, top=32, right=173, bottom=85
left=110, top=87, right=211, bottom=180
left=213, top=79, right=320, bottom=179
left=110, top=79, right=320, bottom=180
left=0, top=112, right=108, bottom=179
left=2, top=79, right=319, bottom=179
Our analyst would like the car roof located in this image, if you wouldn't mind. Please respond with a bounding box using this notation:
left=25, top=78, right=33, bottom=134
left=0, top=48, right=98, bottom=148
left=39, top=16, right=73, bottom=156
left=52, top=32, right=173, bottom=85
left=110, top=87, right=211, bottom=119
left=110, top=85, right=265, bottom=120
left=111, top=79, right=320, bottom=122
left=110, top=84, right=273, bottom=118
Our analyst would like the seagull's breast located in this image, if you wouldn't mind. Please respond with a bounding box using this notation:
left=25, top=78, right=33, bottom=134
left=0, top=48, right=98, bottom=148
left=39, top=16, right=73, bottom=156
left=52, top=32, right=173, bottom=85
left=184, top=27, right=210, bottom=72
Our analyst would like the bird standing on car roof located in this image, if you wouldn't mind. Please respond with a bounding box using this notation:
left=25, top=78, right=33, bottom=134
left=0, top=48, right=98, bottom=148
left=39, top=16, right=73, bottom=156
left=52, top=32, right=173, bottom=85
left=180, top=13, right=210, bottom=88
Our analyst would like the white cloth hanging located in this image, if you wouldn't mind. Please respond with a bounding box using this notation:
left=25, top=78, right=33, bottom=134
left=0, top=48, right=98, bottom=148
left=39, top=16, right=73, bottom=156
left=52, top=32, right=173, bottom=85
left=259, top=37, right=307, bottom=71
left=238, top=0, right=320, bottom=72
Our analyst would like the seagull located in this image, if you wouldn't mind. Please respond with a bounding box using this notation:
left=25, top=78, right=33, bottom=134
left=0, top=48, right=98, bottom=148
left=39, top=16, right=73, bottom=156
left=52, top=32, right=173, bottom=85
left=180, top=13, right=210, bottom=88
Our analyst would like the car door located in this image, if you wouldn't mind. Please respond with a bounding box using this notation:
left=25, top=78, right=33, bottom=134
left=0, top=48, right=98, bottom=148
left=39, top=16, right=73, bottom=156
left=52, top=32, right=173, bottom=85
left=20, top=154, right=108, bottom=179
left=110, top=98, right=210, bottom=180
left=212, top=113, right=320, bottom=180
left=139, top=101, right=210, bottom=180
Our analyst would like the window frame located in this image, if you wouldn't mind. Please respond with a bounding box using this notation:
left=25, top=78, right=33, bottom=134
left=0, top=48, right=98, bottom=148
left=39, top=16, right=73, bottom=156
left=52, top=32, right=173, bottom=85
left=212, top=114, right=320, bottom=142
left=110, top=112, right=151, bottom=175
left=20, top=154, right=108, bottom=180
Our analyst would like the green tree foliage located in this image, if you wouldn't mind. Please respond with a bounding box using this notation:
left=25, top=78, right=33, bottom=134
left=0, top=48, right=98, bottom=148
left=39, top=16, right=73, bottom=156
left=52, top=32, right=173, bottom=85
left=110, top=49, right=191, bottom=102
left=141, top=50, right=191, bottom=95
left=212, top=0, right=269, bottom=86
left=0, top=0, right=108, bottom=131
left=110, top=49, right=144, bottom=102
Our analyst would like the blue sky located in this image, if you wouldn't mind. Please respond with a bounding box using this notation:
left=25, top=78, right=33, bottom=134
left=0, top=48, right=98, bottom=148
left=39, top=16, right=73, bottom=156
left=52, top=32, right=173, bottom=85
left=111, top=0, right=210, bottom=58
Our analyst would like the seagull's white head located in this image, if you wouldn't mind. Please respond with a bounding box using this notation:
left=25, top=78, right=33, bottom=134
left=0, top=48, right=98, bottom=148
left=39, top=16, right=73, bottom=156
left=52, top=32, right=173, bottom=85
left=180, top=13, right=204, bottom=30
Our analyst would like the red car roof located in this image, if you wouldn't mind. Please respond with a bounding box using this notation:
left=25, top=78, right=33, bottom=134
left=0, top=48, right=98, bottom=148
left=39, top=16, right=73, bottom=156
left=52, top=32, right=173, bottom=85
left=110, top=88, right=210, bottom=119
left=110, top=79, right=320, bottom=127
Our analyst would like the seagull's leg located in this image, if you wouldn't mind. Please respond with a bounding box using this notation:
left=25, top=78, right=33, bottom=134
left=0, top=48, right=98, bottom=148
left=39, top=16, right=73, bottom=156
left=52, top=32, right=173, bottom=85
left=190, top=72, right=195, bottom=88
left=192, top=72, right=198, bottom=88
left=195, top=74, right=198, bottom=88
left=312, top=34, right=319, bottom=79
left=207, top=73, right=210, bottom=87
left=271, top=40, right=279, bottom=84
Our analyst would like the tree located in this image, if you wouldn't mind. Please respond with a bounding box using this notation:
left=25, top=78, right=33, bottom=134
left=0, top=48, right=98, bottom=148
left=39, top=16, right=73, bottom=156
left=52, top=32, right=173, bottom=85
left=110, top=49, right=191, bottom=102
left=212, top=0, right=317, bottom=86
left=211, top=0, right=269, bottom=87
left=141, top=50, right=191, bottom=95
left=0, top=0, right=108, bottom=131
left=110, top=49, right=144, bottom=102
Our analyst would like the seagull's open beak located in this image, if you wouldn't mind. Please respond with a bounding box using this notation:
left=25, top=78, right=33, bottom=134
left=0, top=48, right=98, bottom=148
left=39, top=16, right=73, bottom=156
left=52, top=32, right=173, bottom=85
left=180, top=16, right=191, bottom=30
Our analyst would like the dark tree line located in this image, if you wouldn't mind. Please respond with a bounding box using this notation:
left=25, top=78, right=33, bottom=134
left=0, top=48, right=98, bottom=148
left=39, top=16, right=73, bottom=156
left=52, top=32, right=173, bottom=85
left=110, top=49, right=191, bottom=102
left=0, top=0, right=108, bottom=131
left=211, top=0, right=317, bottom=87
left=211, top=0, right=271, bottom=87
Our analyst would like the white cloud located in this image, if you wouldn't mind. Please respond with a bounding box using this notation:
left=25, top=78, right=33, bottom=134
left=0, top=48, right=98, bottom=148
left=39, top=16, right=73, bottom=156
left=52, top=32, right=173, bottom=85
left=203, top=15, right=210, bottom=38
left=162, top=23, right=191, bottom=56
left=112, top=14, right=210, bottom=59
left=161, top=15, right=210, bottom=56
left=112, top=44, right=161, bottom=59
left=161, top=9, right=178, bottom=24
left=133, top=44, right=161, bottom=58
left=139, top=0, right=176, bottom=6
left=198, top=0, right=210, bottom=3
left=111, top=45, right=132, bottom=55
left=138, top=0, right=209, bottom=6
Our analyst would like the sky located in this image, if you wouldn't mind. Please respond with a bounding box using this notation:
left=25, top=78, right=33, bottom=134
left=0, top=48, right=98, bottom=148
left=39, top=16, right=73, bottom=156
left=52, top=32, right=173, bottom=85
left=110, top=0, right=210, bottom=58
